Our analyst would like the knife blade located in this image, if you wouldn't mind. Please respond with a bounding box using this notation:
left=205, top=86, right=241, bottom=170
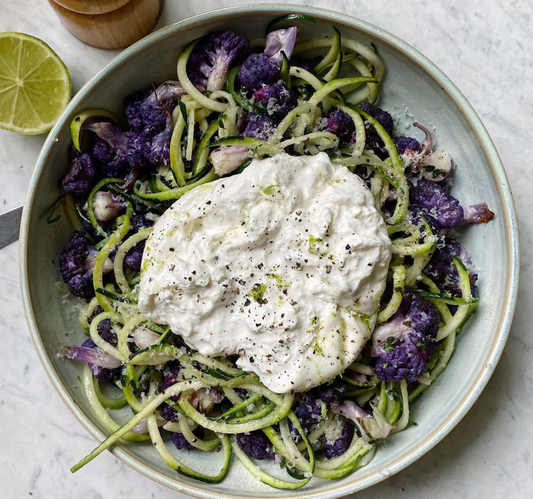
left=0, top=205, right=23, bottom=249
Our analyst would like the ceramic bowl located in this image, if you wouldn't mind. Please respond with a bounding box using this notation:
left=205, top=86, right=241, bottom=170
left=19, top=4, right=519, bottom=498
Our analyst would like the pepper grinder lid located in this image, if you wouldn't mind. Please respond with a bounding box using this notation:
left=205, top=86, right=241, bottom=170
left=48, top=0, right=164, bottom=50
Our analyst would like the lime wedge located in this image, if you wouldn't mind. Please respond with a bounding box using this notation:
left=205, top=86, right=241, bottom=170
left=0, top=32, right=71, bottom=135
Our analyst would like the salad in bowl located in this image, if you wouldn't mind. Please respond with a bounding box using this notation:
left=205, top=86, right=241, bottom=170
left=46, top=12, right=496, bottom=491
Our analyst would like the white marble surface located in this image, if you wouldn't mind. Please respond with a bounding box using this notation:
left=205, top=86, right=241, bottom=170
left=1, top=0, right=532, bottom=497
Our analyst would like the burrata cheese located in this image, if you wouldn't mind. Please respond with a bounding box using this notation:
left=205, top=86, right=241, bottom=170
left=139, top=153, right=391, bottom=393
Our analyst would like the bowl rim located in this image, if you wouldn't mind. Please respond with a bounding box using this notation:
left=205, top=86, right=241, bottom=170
left=19, top=4, right=520, bottom=499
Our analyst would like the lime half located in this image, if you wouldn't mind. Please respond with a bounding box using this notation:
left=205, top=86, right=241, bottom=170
left=0, top=32, right=71, bottom=135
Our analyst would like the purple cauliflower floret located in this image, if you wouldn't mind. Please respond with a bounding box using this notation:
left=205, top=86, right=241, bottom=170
left=80, top=338, right=118, bottom=382
left=253, top=82, right=297, bottom=115
left=425, top=236, right=478, bottom=297
left=92, top=140, right=116, bottom=165
left=243, top=114, right=277, bottom=141
left=188, top=32, right=249, bottom=92
left=158, top=361, right=183, bottom=421
left=373, top=291, right=440, bottom=382
left=59, top=153, right=97, bottom=197
left=159, top=403, right=179, bottom=422
left=236, top=431, right=274, bottom=460
left=410, top=179, right=494, bottom=229
left=146, top=127, right=171, bottom=166
left=293, top=382, right=347, bottom=432
left=88, top=123, right=151, bottom=179
left=171, top=432, right=192, bottom=450
left=161, top=360, right=182, bottom=403
left=359, top=101, right=394, bottom=133
left=375, top=343, right=428, bottom=382
left=321, top=108, right=355, bottom=144
left=124, top=89, right=168, bottom=133
left=59, top=230, right=95, bottom=300
left=238, top=53, right=280, bottom=91
left=359, top=101, right=393, bottom=158
left=395, top=136, right=422, bottom=154
left=125, top=89, right=150, bottom=132
left=97, top=318, right=118, bottom=346
left=171, top=428, right=205, bottom=451
left=324, top=421, right=354, bottom=459
left=315, top=382, right=347, bottom=406
left=124, top=131, right=150, bottom=170
left=125, top=81, right=186, bottom=133
left=122, top=214, right=155, bottom=272
left=294, top=396, right=324, bottom=428
left=410, top=178, right=464, bottom=228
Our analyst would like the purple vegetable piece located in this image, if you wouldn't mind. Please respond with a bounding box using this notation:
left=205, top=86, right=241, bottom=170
left=293, top=381, right=348, bottom=431
left=171, top=428, right=205, bottom=451
left=321, top=108, right=355, bottom=143
left=359, top=101, right=393, bottom=133
left=411, top=178, right=494, bottom=228
left=359, top=101, right=393, bottom=158
left=264, top=27, right=298, bottom=63
left=188, top=32, right=249, bottom=92
left=161, top=360, right=182, bottom=403
left=59, top=230, right=96, bottom=299
left=79, top=338, right=119, bottom=382
left=62, top=343, right=122, bottom=369
left=92, top=140, right=116, bottom=165
left=425, top=236, right=478, bottom=297
left=122, top=214, right=155, bottom=272
left=243, top=113, right=277, bottom=141
left=171, top=432, right=193, bottom=451
left=375, top=342, right=428, bottom=382
left=294, top=396, right=324, bottom=429
left=88, top=123, right=149, bottom=179
left=236, top=431, right=275, bottom=460
left=253, top=82, right=297, bottom=115
left=125, top=81, right=186, bottom=133
left=59, top=153, right=97, bottom=197
left=463, top=203, right=495, bottom=224
left=373, top=291, right=440, bottom=382
left=125, top=89, right=150, bottom=132
left=410, top=179, right=464, bottom=228
left=97, top=318, right=118, bottom=346
left=394, top=136, right=422, bottom=154
left=315, top=382, right=347, bottom=407
left=146, top=126, right=172, bottom=166
left=324, top=422, right=354, bottom=459
left=238, top=53, right=280, bottom=91
left=159, top=403, right=179, bottom=422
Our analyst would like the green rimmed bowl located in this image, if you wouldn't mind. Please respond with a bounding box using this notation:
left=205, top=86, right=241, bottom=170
left=19, top=4, right=519, bottom=498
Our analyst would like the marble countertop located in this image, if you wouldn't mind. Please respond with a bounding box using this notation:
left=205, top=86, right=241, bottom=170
left=1, top=0, right=532, bottom=498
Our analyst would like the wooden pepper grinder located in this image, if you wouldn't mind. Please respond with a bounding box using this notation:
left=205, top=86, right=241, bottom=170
left=48, top=0, right=163, bottom=49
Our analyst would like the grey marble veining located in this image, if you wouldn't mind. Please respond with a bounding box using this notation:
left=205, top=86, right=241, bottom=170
left=1, top=0, right=532, bottom=498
